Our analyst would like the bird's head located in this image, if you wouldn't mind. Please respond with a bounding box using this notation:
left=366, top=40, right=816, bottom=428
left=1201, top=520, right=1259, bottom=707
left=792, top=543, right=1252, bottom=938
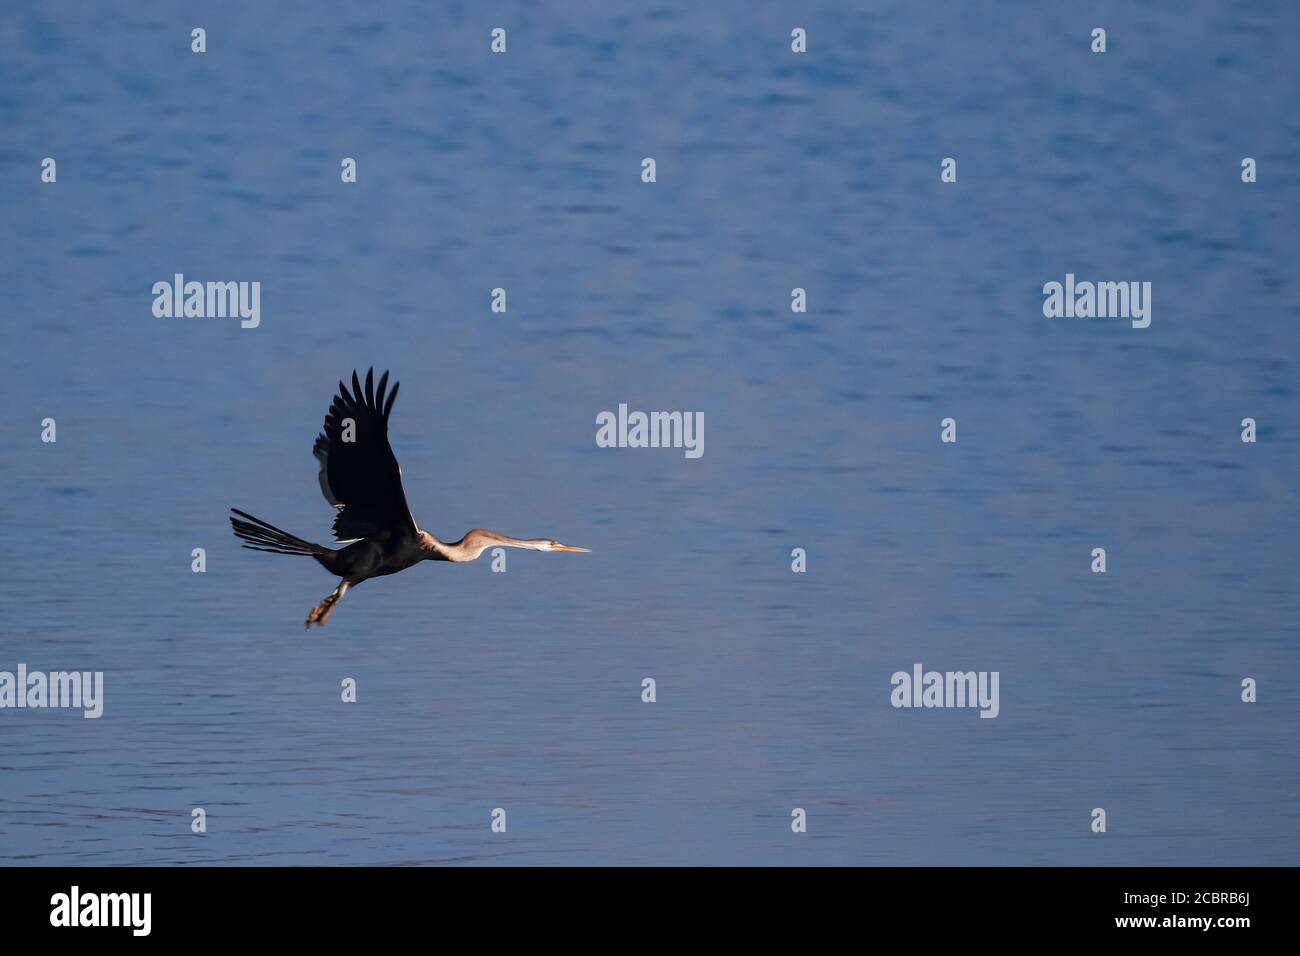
left=542, top=539, right=590, bottom=553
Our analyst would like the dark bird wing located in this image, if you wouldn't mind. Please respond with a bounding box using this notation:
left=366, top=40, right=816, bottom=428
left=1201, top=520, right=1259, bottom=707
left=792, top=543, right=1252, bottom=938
left=312, top=368, right=417, bottom=542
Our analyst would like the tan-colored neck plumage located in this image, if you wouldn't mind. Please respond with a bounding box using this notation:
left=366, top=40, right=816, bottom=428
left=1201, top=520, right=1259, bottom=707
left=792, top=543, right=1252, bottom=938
left=418, top=529, right=553, bottom=563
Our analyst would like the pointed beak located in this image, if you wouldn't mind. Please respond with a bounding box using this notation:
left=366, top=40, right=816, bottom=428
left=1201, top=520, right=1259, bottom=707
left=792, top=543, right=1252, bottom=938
left=551, top=543, right=590, bottom=553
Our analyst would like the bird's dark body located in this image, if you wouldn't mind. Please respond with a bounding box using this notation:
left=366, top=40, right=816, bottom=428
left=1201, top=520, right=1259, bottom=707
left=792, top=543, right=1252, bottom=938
left=230, top=368, right=586, bottom=627
left=322, top=531, right=444, bottom=584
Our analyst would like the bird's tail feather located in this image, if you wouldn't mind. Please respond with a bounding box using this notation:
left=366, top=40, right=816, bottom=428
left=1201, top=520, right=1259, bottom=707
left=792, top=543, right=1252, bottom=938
left=230, top=509, right=329, bottom=557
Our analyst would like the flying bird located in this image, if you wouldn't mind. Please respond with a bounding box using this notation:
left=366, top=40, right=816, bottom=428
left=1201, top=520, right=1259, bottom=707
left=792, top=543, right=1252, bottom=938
left=230, top=368, right=588, bottom=628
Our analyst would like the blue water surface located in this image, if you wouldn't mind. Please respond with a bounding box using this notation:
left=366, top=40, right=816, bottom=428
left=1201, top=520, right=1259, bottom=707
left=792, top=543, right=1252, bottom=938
left=0, top=1, right=1297, bottom=864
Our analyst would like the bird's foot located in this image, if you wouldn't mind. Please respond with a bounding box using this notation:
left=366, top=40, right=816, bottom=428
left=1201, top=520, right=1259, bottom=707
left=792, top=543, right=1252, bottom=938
left=304, top=595, right=335, bottom=629
left=304, top=581, right=350, bottom=630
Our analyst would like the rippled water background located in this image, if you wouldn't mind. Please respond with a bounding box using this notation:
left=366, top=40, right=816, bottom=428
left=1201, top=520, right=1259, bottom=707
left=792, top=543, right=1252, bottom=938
left=1, top=1, right=1297, bottom=865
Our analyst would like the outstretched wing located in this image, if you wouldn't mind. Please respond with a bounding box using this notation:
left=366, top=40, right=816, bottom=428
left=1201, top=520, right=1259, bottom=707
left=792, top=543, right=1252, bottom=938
left=312, top=368, right=417, bottom=542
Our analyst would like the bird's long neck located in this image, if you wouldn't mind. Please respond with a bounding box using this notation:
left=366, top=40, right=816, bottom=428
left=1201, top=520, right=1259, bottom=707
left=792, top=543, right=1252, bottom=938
left=419, top=529, right=551, bottom=563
